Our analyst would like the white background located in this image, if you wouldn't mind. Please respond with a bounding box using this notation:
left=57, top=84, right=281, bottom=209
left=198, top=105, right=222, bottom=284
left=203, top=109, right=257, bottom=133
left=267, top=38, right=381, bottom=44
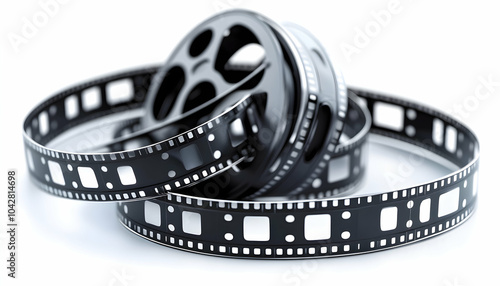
left=1, top=0, right=499, bottom=285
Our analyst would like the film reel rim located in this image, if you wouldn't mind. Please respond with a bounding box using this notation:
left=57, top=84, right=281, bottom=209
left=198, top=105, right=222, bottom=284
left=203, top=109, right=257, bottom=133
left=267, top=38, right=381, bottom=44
left=273, top=22, right=349, bottom=195
left=237, top=11, right=350, bottom=198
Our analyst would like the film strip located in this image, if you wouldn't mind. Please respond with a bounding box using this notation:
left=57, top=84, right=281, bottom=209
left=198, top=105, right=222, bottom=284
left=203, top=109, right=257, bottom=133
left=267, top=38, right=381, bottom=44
left=116, top=89, right=478, bottom=258
left=23, top=67, right=261, bottom=201
left=23, top=10, right=479, bottom=259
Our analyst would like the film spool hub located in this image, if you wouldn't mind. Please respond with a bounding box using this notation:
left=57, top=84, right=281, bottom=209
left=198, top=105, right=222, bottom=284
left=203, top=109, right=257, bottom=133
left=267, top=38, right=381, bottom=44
left=23, top=10, right=479, bottom=258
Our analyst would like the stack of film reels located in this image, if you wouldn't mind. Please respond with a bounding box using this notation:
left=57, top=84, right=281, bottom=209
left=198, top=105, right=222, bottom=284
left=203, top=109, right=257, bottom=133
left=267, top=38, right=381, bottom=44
left=23, top=10, right=479, bottom=258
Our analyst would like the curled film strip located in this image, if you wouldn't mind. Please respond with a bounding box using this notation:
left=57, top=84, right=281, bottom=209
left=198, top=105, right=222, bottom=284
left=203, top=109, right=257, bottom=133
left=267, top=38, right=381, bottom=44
left=23, top=10, right=479, bottom=259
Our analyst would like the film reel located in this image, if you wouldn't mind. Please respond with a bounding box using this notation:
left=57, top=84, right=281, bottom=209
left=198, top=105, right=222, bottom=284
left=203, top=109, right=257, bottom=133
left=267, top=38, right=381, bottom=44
left=142, top=11, right=348, bottom=199
left=23, top=10, right=479, bottom=259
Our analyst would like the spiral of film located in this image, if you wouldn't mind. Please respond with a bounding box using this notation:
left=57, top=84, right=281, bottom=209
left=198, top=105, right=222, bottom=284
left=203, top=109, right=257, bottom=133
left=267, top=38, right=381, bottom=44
left=23, top=10, right=479, bottom=259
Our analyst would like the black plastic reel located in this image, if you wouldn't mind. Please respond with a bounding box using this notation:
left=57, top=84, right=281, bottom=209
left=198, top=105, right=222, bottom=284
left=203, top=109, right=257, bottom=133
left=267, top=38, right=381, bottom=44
left=142, top=10, right=347, bottom=199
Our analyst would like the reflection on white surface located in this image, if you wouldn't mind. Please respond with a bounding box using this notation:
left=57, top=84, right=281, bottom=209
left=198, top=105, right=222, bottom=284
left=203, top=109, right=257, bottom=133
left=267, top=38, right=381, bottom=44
left=355, top=135, right=453, bottom=196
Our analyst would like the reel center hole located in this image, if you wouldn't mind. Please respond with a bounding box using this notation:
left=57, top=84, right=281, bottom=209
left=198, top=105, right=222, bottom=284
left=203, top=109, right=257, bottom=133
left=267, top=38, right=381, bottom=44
left=189, top=29, right=213, bottom=58
left=215, top=25, right=265, bottom=87
left=182, top=81, right=216, bottom=113
left=152, top=66, right=185, bottom=121
left=226, top=43, right=265, bottom=72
